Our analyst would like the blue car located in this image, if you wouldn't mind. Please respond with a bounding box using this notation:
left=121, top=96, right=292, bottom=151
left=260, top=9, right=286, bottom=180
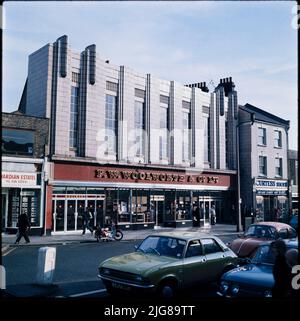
left=217, top=238, right=298, bottom=298
left=289, top=215, right=298, bottom=230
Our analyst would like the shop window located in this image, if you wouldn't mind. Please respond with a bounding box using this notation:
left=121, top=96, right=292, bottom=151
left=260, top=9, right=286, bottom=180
left=7, top=189, right=21, bottom=228
left=118, top=189, right=131, bottom=223
left=105, top=189, right=118, bottom=225
left=66, top=187, right=86, bottom=195
left=2, top=128, right=34, bottom=156
left=132, top=189, right=150, bottom=223
left=164, top=190, right=176, bottom=221
left=22, top=190, right=40, bottom=227
left=176, top=191, right=191, bottom=220
left=53, top=187, right=67, bottom=194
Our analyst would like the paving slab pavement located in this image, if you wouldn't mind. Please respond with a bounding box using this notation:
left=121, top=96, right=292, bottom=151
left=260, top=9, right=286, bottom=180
left=1, top=224, right=239, bottom=248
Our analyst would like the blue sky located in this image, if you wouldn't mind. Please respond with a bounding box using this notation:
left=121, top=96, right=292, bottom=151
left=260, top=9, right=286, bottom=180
left=2, top=1, right=298, bottom=149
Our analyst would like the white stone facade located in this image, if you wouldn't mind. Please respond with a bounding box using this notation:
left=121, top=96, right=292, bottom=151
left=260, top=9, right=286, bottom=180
left=25, top=35, right=238, bottom=171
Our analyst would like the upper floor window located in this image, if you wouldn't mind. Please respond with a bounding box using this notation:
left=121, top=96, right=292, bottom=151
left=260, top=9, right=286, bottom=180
left=105, top=94, right=118, bottom=154
left=204, top=116, right=210, bottom=163
left=106, top=81, right=118, bottom=92
left=159, top=105, right=169, bottom=161
left=2, top=128, right=34, bottom=156
left=70, top=86, right=79, bottom=148
left=134, top=100, right=145, bottom=158
left=71, top=72, right=80, bottom=83
left=182, top=107, right=191, bottom=163
left=258, top=127, right=266, bottom=145
left=259, top=156, right=267, bottom=176
left=275, top=157, right=283, bottom=177
left=274, top=130, right=282, bottom=148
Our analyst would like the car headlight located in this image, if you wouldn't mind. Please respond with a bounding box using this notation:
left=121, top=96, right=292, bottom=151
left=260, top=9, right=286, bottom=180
left=264, top=290, right=272, bottom=298
left=134, top=275, right=144, bottom=282
left=133, top=275, right=150, bottom=285
left=220, top=281, right=229, bottom=293
left=231, top=285, right=239, bottom=295
left=101, top=268, right=111, bottom=276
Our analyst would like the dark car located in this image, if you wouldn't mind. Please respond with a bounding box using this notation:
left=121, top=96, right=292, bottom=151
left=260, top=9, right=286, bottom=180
left=218, top=238, right=298, bottom=298
left=289, top=214, right=298, bottom=230
left=228, top=222, right=297, bottom=258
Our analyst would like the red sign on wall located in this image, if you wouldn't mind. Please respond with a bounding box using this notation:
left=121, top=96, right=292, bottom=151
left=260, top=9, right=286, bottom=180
left=53, top=162, right=236, bottom=189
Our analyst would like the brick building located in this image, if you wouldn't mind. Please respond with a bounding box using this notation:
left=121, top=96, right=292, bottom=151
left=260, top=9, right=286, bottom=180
left=2, top=112, right=49, bottom=235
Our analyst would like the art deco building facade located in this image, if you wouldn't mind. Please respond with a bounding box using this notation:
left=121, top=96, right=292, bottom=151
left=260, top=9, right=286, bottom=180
left=19, top=35, right=239, bottom=234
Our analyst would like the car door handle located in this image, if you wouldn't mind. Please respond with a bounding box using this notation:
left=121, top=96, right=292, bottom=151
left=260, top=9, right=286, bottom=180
left=201, top=259, right=206, bottom=262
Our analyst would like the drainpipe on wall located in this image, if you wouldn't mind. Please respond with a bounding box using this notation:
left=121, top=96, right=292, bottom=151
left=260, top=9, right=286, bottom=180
left=42, top=156, right=48, bottom=236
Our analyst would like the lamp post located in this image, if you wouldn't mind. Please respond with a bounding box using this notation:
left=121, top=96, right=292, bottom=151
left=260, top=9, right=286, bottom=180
left=236, top=113, right=255, bottom=232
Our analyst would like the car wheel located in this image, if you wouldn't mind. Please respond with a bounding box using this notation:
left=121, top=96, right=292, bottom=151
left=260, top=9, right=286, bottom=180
left=104, top=282, right=118, bottom=296
left=157, top=280, right=177, bottom=299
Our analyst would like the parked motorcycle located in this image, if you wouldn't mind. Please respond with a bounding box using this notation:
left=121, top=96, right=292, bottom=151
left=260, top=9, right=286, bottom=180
left=94, top=224, right=123, bottom=242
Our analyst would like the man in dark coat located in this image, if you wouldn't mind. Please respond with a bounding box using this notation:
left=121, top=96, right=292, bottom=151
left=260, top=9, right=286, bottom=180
left=15, top=213, right=31, bottom=244
left=82, top=207, right=94, bottom=235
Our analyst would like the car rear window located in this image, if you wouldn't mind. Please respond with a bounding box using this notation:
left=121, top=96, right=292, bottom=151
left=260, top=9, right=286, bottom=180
left=278, top=229, right=288, bottom=239
left=245, top=225, right=276, bottom=238
left=288, top=228, right=297, bottom=238
left=185, top=240, right=203, bottom=258
left=202, top=238, right=223, bottom=254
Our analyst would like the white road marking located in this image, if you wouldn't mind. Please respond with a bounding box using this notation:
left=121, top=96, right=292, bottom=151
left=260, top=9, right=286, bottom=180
left=69, top=288, right=107, bottom=297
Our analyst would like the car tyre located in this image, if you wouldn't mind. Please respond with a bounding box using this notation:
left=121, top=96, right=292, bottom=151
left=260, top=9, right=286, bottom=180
left=157, top=280, right=177, bottom=300
left=104, top=282, right=117, bottom=296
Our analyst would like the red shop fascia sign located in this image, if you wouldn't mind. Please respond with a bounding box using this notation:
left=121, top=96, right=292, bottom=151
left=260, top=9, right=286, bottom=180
left=53, top=163, right=236, bottom=188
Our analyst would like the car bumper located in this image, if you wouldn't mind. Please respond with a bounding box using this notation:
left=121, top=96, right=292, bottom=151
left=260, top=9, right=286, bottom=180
left=98, top=274, right=155, bottom=293
left=217, top=289, right=271, bottom=298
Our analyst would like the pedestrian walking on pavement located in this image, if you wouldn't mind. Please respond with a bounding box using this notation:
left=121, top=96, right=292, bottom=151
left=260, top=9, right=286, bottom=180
left=210, top=205, right=216, bottom=225
left=15, top=213, right=31, bottom=244
left=82, top=207, right=94, bottom=235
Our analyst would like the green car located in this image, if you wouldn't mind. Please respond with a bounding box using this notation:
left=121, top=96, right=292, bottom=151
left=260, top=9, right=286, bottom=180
left=98, top=232, right=238, bottom=298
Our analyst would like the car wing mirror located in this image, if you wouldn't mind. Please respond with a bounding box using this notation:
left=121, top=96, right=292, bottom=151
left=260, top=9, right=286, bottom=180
left=134, top=245, right=139, bottom=251
left=238, top=233, right=244, bottom=238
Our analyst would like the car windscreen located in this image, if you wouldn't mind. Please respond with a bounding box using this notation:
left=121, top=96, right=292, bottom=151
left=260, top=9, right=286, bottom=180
left=137, top=236, right=187, bottom=258
left=245, top=225, right=276, bottom=238
left=251, top=245, right=275, bottom=265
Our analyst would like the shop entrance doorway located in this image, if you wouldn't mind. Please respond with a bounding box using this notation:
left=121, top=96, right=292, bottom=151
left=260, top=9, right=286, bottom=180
left=52, top=194, right=105, bottom=233
left=151, top=195, right=165, bottom=227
